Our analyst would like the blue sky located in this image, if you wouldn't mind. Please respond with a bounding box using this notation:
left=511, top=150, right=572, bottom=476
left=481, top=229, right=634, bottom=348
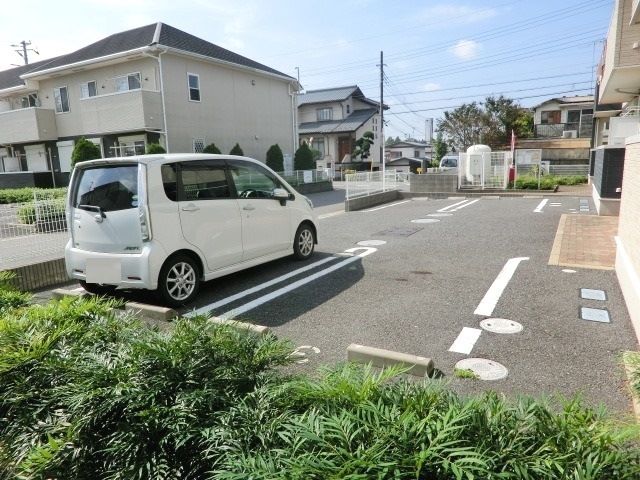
left=1, top=0, right=613, bottom=140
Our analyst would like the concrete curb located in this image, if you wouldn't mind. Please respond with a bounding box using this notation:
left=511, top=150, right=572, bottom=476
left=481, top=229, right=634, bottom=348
left=208, top=317, right=271, bottom=335
left=51, top=288, right=88, bottom=300
left=347, top=343, right=434, bottom=377
left=125, top=302, right=177, bottom=322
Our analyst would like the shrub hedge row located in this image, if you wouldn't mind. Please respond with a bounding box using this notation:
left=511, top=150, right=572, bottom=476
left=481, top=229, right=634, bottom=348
left=0, top=187, right=67, bottom=205
left=515, top=175, right=588, bottom=190
left=0, top=285, right=638, bottom=479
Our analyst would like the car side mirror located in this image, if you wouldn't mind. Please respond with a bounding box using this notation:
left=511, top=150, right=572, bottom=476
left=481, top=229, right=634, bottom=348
left=273, top=188, right=289, bottom=205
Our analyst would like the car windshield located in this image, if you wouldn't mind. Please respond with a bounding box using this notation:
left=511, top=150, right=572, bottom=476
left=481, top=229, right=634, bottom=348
left=73, top=165, right=139, bottom=212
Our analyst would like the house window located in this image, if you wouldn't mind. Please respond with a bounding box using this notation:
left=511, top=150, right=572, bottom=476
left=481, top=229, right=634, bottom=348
left=311, top=138, right=324, bottom=160
left=188, top=73, right=200, bottom=101
left=414, top=150, right=421, bottom=158
left=115, top=73, right=141, bottom=92
left=317, top=108, right=333, bottom=121
left=116, top=135, right=145, bottom=156
left=20, top=93, right=38, bottom=108
left=346, top=105, right=351, bottom=114
left=80, top=81, right=97, bottom=99
left=540, top=110, right=560, bottom=124
left=193, top=138, right=205, bottom=153
left=53, top=86, right=70, bottom=113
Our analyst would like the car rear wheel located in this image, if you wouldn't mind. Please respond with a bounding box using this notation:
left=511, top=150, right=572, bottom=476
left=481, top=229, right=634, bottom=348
left=79, top=280, right=117, bottom=296
left=293, top=224, right=315, bottom=260
left=157, top=254, right=200, bottom=307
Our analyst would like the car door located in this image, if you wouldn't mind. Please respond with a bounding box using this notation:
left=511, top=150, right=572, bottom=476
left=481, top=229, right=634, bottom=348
left=227, top=160, right=291, bottom=261
left=176, top=160, right=243, bottom=272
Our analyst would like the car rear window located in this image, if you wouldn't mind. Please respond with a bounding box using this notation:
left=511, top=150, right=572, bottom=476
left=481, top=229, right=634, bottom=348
left=73, top=164, right=138, bottom=212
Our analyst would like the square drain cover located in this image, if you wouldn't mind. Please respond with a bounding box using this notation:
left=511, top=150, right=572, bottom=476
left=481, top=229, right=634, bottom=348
left=580, top=307, right=610, bottom=323
left=580, top=288, right=606, bottom=301
left=374, top=226, right=423, bottom=237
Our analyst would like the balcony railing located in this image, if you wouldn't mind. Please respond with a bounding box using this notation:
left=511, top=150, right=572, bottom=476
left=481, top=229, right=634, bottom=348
left=534, top=120, right=593, bottom=139
left=0, top=107, right=58, bottom=144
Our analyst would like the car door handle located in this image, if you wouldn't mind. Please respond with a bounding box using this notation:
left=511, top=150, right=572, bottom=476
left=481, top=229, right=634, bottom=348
left=243, top=205, right=255, bottom=211
left=181, top=204, right=199, bottom=212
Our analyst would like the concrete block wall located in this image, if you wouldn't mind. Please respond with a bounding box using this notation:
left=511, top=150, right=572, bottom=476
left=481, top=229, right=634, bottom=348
left=617, top=135, right=640, bottom=343
left=345, top=190, right=401, bottom=211
left=409, top=173, right=457, bottom=193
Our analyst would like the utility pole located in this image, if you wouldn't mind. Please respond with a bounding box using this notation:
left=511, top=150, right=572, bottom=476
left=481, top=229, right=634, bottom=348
left=11, top=40, right=39, bottom=65
left=377, top=51, right=386, bottom=188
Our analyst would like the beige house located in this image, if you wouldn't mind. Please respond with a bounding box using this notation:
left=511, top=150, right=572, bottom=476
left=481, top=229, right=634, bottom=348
left=297, top=86, right=385, bottom=172
left=0, top=23, right=298, bottom=187
left=594, top=0, right=640, bottom=341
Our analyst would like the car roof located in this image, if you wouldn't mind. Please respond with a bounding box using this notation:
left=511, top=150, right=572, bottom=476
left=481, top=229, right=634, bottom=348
left=75, top=153, right=264, bottom=168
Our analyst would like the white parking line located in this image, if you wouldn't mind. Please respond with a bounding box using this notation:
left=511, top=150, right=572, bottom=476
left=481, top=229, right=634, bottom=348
left=364, top=200, right=411, bottom=212
left=449, top=327, right=482, bottom=354
left=474, top=257, right=529, bottom=317
left=533, top=199, right=548, bottom=213
left=186, top=256, right=337, bottom=317
left=218, top=247, right=378, bottom=320
left=437, top=199, right=469, bottom=212
left=451, top=199, right=480, bottom=211
left=318, top=210, right=345, bottom=219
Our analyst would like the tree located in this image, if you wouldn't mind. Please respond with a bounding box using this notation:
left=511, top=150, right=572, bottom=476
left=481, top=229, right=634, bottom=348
left=145, top=143, right=166, bottom=154
left=229, top=143, right=244, bottom=156
left=437, top=102, right=484, bottom=151
left=294, top=142, right=315, bottom=170
left=71, top=137, right=101, bottom=167
left=353, top=131, right=374, bottom=160
left=265, top=144, right=284, bottom=172
left=385, top=136, right=396, bottom=146
left=203, top=143, right=221, bottom=154
left=431, top=132, right=448, bottom=167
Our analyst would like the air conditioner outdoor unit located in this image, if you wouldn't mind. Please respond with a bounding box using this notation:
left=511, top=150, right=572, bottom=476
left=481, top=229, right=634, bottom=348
left=562, top=130, right=577, bottom=139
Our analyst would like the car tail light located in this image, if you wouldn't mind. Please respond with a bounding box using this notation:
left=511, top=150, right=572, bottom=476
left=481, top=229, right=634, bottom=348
left=137, top=165, right=152, bottom=241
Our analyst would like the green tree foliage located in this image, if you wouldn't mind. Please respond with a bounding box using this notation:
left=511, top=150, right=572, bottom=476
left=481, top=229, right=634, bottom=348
left=385, top=136, right=396, bottom=146
left=71, top=137, right=101, bottom=166
left=265, top=144, right=284, bottom=172
left=437, top=96, right=533, bottom=151
left=432, top=132, right=448, bottom=166
left=353, top=131, right=375, bottom=160
left=230, top=143, right=244, bottom=156
left=145, top=143, right=166, bottom=154
left=203, top=143, right=222, bottom=154
left=294, top=142, right=315, bottom=170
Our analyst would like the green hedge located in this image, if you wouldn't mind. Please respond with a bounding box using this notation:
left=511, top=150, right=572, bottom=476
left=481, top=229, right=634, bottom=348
left=17, top=198, right=66, bottom=225
left=515, top=175, right=588, bottom=190
left=0, top=290, right=638, bottom=479
left=0, top=187, right=67, bottom=205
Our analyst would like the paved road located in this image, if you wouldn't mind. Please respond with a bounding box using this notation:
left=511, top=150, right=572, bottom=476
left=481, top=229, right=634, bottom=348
left=57, top=191, right=638, bottom=413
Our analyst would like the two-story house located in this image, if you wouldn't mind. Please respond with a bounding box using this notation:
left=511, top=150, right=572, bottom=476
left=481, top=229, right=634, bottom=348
left=593, top=0, right=640, bottom=341
left=0, top=22, right=298, bottom=187
left=297, top=86, right=385, bottom=173
left=385, top=140, right=431, bottom=172
left=515, top=96, right=593, bottom=169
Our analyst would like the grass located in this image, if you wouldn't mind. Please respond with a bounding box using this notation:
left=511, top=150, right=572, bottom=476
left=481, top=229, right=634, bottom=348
left=454, top=368, right=479, bottom=379
left=0, top=283, right=638, bottom=479
left=624, top=351, right=640, bottom=400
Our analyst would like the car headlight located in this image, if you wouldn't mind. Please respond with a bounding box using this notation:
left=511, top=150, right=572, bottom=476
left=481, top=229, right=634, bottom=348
left=303, top=196, right=314, bottom=209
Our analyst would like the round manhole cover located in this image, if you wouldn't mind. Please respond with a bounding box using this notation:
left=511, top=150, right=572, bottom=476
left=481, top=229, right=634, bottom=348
left=427, top=213, right=453, bottom=217
left=411, top=218, right=440, bottom=224
left=480, top=318, right=523, bottom=334
left=455, top=358, right=508, bottom=381
left=357, top=240, right=387, bottom=246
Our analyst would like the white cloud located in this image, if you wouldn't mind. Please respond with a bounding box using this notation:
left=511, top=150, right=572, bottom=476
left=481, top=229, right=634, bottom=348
left=451, top=40, right=480, bottom=60
left=418, top=4, right=498, bottom=25
left=423, top=83, right=441, bottom=92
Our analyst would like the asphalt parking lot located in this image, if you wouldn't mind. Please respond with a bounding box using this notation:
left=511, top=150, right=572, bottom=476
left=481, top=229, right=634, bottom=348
left=58, top=189, right=638, bottom=413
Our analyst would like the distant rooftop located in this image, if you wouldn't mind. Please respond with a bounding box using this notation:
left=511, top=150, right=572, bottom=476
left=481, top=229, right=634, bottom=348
left=297, top=85, right=381, bottom=108
left=533, top=95, right=595, bottom=109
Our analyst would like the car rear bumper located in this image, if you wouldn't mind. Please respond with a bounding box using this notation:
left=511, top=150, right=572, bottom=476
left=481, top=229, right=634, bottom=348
left=64, top=240, right=167, bottom=290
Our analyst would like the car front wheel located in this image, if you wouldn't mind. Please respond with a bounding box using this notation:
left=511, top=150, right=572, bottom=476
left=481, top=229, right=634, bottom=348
left=293, top=224, right=315, bottom=260
left=157, top=254, right=200, bottom=307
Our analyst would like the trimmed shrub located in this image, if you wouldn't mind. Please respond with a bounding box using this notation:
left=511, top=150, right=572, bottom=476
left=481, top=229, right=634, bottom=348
left=515, top=175, right=588, bottom=190
left=265, top=144, right=284, bottom=172
left=230, top=143, right=244, bottom=156
left=17, top=198, right=66, bottom=226
left=203, top=143, right=222, bottom=154
left=145, top=143, right=166, bottom=154
left=294, top=142, right=315, bottom=170
left=71, top=137, right=101, bottom=167
left=0, top=188, right=66, bottom=205
left=0, top=272, right=30, bottom=312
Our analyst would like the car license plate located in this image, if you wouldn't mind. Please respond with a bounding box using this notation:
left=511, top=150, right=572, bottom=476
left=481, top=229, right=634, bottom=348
left=86, top=258, right=121, bottom=284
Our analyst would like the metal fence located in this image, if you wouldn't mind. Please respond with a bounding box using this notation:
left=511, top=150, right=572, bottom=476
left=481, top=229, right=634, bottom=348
left=458, top=152, right=512, bottom=189
left=345, top=170, right=398, bottom=199
left=546, top=164, right=590, bottom=176
left=277, top=169, right=330, bottom=186
left=0, top=190, right=68, bottom=270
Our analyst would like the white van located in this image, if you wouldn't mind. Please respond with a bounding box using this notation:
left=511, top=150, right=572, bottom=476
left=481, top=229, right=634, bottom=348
left=65, top=154, right=318, bottom=307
